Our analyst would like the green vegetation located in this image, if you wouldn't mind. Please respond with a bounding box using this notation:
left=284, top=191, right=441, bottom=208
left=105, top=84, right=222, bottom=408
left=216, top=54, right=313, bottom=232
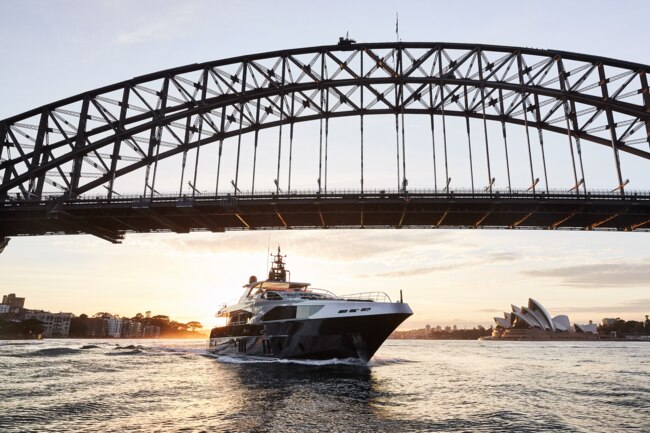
left=68, top=311, right=205, bottom=338
left=599, top=317, right=650, bottom=336
left=391, top=326, right=493, bottom=340
left=0, top=317, right=43, bottom=339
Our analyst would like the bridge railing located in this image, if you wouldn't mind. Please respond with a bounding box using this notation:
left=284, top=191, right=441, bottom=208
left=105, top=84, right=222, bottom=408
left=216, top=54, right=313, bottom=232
left=4, top=187, right=650, bottom=207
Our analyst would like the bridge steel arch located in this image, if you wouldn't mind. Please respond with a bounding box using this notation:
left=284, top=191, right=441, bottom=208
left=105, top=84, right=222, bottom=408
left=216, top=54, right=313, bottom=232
left=1, top=42, right=650, bottom=242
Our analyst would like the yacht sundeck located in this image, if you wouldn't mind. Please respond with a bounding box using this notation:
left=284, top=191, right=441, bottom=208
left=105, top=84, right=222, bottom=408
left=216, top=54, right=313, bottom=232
left=208, top=247, right=412, bottom=361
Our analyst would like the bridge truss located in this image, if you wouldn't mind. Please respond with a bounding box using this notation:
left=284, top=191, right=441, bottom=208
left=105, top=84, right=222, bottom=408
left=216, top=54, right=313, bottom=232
left=1, top=42, right=650, bottom=242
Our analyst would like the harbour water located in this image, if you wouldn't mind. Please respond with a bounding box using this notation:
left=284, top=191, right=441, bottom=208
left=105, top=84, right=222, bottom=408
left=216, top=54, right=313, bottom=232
left=1, top=339, right=648, bottom=432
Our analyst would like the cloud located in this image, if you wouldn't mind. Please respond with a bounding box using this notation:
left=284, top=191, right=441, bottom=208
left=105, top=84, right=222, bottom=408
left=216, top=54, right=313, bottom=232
left=552, top=298, right=650, bottom=314
left=113, top=3, right=198, bottom=45
left=366, top=264, right=462, bottom=278
left=521, top=261, right=650, bottom=288
left=356, top=250, right=517, bottom=279
left=158, top=229, right=463, bottom=261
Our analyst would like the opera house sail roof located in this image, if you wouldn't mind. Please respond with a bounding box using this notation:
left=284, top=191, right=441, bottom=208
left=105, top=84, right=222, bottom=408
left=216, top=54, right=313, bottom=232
left=492, top=299, right=598, bottom=337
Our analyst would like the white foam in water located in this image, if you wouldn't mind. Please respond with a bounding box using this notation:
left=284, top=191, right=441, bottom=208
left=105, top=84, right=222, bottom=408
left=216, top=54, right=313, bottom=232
left=214, top=355, right=368, bottom=366
left=151, top=346, right=209, bottom=355
left=367, top=356, right=416, bottom=366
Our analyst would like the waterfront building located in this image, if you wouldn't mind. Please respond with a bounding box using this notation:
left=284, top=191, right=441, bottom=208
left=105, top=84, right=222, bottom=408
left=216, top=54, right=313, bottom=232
left=120, top=319, right=144, bottom=338
left=1, top=293, right=25, bottom=312
left=23, top=311, right=72, bottom=338
left=0, top=305, right=9, bottom=314
left=143, top=325, right=161, bottom=338
left=490, top=299, right=599, bottom=340
left=86, top=318, right=109, bottom=337
left=106, top=317, right=122, bottom=338
left=602, top=318, right=618, bottom=327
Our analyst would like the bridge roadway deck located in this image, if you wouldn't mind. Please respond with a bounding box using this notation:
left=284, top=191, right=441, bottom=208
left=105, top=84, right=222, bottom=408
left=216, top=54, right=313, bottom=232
left=1, top=191, right=649, bottom=243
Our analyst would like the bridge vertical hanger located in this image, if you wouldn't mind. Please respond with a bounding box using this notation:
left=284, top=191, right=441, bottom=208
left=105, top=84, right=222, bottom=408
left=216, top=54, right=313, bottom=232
left=598, top=63, right=625, bottom=196
left=557, top=58, right=582, bottom=195
left=498, top=89, right=512, bottom=193
left=31, top=110, right=49, bottom=200
left=251, top=97, right=261, bottom=195
left=147, top=76, right=170, bottom=199
left=532, top=92, right=550, bottom=193
left=477, top=51, right=493, bottom=193
left=324, top=63, right=330, bottom=194
left=191, top=69, right=209, bottom=198
left=234, top=62, right=248, bottom=196
left=437, top=48, right=450, bottom=192
left=276, top=56, right=287, bottom=196
left=318, top=51, right=324, bottom=195
left=179, top=90, right=196, bottom=197
left=190, top=113, right=203, bottom=198
left=0, top=123, right=5, bottom=168
left=394, top=49, right=401, bottom=192
left=287, top=92, right=295, bottom=194
left=640, top=71, right=650, bottom=152
left=463, top=84, right=475, bottom=194
left=360, top=48, right=365, bottom=195
left=0, top=124, right=6, bottom=202
left=177, top=71, right=205, bottom=197
left=429, top=81, right=437, bottom=192
left=397, top=46, right=408, bottom=193
left=0, top=123, right=13, bottom=202
left=179, top=115, right=190, bottom=196
left=69, top=97, right=90, bottom=199
left=215, top=105, right=226, bottom=195
left=517, top=53, right=537, bottom=194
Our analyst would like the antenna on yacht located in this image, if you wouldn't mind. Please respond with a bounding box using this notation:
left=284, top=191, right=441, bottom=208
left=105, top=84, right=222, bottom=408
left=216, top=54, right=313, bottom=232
left=266, top=232, right=271, bottom=274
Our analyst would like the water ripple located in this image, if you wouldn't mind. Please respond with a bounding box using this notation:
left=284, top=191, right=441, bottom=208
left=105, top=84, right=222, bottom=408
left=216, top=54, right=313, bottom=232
left=0, top=339, right=648, bottom=432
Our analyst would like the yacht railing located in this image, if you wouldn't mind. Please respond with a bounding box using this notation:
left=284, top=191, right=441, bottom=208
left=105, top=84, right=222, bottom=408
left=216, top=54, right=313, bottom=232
left=260, top=288, right=338, bottom=301
left=339, top=292, right=392, bottom=302
left=258, top=289, right=392, bottom=302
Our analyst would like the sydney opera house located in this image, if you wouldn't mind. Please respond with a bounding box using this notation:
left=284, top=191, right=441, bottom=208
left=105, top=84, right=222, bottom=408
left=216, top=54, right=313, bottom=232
left=489, top=299, right=599, bottom=340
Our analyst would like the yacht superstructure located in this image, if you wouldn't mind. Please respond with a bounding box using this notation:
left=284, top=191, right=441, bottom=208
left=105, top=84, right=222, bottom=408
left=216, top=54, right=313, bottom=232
left=208, top=247, right=412, bottom=361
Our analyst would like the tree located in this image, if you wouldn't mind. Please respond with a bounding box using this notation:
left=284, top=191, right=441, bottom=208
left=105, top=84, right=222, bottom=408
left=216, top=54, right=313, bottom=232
left=19, top=319, right=44, bottom=337
left=69, top=316, right=89, bottom=337
left=186, top=321, right=203, bottom=332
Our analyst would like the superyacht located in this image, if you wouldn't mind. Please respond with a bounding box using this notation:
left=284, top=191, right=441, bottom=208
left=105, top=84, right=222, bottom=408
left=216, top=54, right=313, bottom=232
left=208, top=247, right=412, bottom=361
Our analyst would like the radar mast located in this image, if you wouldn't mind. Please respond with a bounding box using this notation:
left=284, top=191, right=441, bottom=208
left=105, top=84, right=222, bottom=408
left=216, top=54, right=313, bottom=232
left=268, top=245, right=288, bottom=282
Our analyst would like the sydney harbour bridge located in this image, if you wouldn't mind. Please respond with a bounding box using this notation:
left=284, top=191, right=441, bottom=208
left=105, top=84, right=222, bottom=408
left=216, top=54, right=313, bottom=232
left=1, top=41, right=650, bottom=246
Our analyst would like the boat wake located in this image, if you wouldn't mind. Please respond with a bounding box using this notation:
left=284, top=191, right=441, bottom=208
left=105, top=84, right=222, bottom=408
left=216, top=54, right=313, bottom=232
left=212, top=354, right=369, bottom=366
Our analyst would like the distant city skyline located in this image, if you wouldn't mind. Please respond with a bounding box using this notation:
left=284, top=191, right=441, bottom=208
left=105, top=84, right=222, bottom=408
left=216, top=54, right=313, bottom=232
left=1, top=0, right=650, bottom=330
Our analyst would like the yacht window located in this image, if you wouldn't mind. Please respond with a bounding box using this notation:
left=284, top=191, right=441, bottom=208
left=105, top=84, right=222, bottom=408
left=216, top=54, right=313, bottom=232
left=349, top=309, right=358, bottom=313
left=228, top=311, right=252, bottom=325
left=262, top=291, right=283, bottom=300
left=261, top=306, right=297, bottom=321
left=338, top=310, right=348, bottom=314
left=361, top=308, right=371, bottom=312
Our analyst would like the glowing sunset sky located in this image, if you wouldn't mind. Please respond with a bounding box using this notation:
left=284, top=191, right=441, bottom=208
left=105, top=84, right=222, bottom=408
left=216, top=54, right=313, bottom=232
left=1, top=0, right=649, bottom=330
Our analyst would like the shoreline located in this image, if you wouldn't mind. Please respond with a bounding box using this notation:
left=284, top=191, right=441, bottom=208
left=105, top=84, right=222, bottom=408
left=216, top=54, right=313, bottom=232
left=0, top=335, right=208, bottom=341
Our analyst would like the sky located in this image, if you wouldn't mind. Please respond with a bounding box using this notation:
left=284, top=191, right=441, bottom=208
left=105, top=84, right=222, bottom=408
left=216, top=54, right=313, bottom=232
left=1, top=0, right=650, bottom=330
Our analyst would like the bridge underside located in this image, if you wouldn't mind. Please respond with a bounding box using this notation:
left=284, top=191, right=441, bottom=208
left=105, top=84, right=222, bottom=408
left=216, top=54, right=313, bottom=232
left=2, top=192, right=649, bottom=243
